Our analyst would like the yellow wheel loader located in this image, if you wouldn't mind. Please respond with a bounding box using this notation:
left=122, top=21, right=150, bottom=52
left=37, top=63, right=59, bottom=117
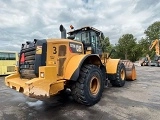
left=149, top=39, right=160, bottom=67
left=5, top=25, right=136, bottom=106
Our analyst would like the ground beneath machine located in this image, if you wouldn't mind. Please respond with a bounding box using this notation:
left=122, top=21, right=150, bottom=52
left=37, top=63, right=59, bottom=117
left=0, top=66, right=160, bottom=120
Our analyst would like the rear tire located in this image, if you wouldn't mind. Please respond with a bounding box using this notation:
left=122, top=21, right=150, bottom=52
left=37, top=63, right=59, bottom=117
left=110, top=62, right=126, bottom=87
left=71, top=64, right=104, bottom=106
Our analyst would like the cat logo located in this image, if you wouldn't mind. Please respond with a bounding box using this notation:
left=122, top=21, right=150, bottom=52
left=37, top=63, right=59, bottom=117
left=36, top=46, right=42, bottom=54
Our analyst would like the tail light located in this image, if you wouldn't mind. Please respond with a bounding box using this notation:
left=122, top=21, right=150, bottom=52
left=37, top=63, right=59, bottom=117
left=20, top=53, right=25, bottom=64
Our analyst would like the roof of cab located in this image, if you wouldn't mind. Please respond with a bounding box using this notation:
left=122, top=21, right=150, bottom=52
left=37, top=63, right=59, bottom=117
left=67, top=26, right=102, bottom=35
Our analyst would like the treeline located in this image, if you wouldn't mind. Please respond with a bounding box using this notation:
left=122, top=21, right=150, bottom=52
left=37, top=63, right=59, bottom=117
left=103, top=21, right=160, bottom=62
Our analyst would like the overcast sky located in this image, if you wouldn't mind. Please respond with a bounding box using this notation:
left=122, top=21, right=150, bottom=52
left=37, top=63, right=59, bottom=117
left=0, top=0, right=160, bottom=51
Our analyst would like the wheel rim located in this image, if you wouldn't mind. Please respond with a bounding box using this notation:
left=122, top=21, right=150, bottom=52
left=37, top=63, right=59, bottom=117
left=90, top=76, right=100, bottom=95
left=120, top=69, right=125, bottom=80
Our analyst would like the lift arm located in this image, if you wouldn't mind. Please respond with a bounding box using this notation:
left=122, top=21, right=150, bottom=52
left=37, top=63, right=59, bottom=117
left=149, top=39, right=160, bottom=56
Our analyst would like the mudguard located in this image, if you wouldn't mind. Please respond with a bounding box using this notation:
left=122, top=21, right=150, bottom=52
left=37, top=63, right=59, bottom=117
left=64, top=54, right=102, bottom=81
left=106, top=58, right=120, bottom=74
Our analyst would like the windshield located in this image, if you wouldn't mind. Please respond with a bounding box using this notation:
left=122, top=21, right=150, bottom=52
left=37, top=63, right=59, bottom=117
left=74, top=33, right=81, bottom=41
left=72, top=32, right=90, bottom=44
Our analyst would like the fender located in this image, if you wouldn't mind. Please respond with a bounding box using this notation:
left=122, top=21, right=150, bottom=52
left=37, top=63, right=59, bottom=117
left=64, top=54, right=103, bottom=81
left=106, top=58, right=120, bottom=74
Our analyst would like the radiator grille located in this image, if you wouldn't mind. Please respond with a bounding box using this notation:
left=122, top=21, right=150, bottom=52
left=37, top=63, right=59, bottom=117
left=19, top=45, right=36, bottom=79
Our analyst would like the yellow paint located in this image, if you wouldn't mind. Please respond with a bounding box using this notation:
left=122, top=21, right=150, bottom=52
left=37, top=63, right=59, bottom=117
left=64, top=54, right=88, bottom=79
left=5, top=66, right=65, bottom=98
left=106, top=58, right=120, bottom=74
left=5, top=73, right=26, bottom=89
left=46, top=39, right=84, bottom=79
left=39, top=66, right=57, bottom=82
left=48, top=61, right=54, bottom=65
left=49, top=82, right=64, bottom=95
left=86, top=50, right=91, bottom=54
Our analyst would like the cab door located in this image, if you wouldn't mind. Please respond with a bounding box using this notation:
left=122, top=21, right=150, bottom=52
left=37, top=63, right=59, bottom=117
left=90, top=31, right=102, bottom=55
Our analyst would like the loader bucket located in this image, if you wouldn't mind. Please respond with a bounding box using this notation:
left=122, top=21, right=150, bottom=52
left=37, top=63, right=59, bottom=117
left=120, top=60, right=137, bottom=81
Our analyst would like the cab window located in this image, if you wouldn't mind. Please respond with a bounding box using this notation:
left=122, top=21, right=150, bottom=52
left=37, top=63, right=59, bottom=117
left=81, top=32, right=90, bottom=44
left=74, top=33, right=81, bottom=41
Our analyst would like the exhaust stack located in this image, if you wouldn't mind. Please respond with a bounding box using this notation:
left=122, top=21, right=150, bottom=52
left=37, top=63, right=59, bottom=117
left=59, top=24, right=66, bottom=39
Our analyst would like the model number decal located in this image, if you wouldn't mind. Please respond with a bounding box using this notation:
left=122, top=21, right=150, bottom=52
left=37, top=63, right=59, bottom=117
left=69, top=42, right=82, bottom=53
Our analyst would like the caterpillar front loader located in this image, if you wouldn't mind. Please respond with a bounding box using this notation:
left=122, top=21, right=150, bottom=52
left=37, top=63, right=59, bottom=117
left=5, top=25, right=136, bottom=106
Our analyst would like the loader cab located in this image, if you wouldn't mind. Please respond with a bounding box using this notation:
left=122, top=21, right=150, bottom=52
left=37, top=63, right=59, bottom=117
left=67, top=26, right=104, bottom=55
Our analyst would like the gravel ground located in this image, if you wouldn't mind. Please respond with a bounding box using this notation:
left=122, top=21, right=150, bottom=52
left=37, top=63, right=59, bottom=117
left=0, top=66, right=160, bottom=120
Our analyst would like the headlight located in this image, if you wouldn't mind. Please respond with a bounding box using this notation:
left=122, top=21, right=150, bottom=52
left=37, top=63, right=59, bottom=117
left=40, top=72, right=44, bottom=78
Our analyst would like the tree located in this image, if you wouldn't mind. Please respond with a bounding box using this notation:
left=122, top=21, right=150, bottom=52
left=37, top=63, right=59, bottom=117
left=144, top=21, right=160, bottom=41
left=137, top=38, right=151, bottom=56
left=134, top=38, right=152, bottom=60
left=144, top=21, right=160, bottom=59
left=101, top=36, right=113, bottom=53
left=115, top=34, right=137, bottom=61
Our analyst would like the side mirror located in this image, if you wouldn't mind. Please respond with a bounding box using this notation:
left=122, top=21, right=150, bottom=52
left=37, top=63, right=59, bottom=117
left=100, top=33, right=105, bottom=40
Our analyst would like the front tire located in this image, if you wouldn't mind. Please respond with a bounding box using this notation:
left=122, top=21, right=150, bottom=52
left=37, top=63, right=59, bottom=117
left=110, top=62, right=126, bottom=87
left=71, top=64, right=104, bottom=106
